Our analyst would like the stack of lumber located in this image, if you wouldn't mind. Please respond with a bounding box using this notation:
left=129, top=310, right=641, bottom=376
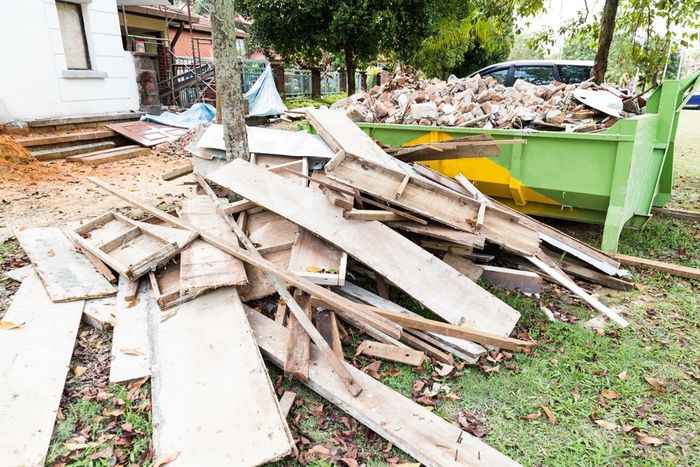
left=331, top=69, right=634, bottom=131
left=1, top=109, right=641, bottom=466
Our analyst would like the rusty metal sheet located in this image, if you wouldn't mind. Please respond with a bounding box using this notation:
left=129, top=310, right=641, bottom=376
left=106, top=121, right=187, bottom=147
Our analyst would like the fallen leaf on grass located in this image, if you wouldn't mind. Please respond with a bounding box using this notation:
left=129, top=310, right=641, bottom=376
left=456, top=412, right=491, bottom=437
left=64, top=442, right=99, bottom=451
left=618, top=371, right=628, bottom=380
left=73, top=366, right=87, bottom=378
left=120, top=347, right=144, bottom=356
left=415, top=396, right=437, bottom=407
left=307, top=444, right=331, bottom=459
left=636, top=433, right=665, bottom=445
left=524, top=412, right=541, bottom=421
left=434, top=362, right=454, bottom=377
left=573, top=386, right=581, bottom=402
left=601, top=389, right=619, bottom=399
left=361, top=360, right=381, bottom=379
left=339, top=458, right=359, bottom=467
left=153, top=452, right=180, bottom=467
left=594, top=420, right=618, bottom=430
left=308, top=404, right=324, bottom=419
left=644, top=377, right=667, bottom=389
left=104, top=409, right=124, bottom=417
left=0, top=320, right=25, bottom=330
left=541, top=405, right=556, bottom=424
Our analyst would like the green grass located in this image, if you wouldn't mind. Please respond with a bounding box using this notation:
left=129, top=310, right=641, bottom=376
left=284, top=94, right=347, bottom=110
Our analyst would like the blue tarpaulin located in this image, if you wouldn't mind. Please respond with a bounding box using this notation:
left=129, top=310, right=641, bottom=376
left=244, top=64, right=287, bottom=117
left=141, top=102, right=216, bottom=129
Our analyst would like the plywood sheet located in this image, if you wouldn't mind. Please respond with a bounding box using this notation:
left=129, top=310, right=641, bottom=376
left=15, top=227, right=117, bottom=302
left=152, top=287, right=294, bottom=465
left=107, top=121, right=187, bottom=147
left=207, top=160, right=520, bottom=336
left=0, top=270, right=83, bottom=466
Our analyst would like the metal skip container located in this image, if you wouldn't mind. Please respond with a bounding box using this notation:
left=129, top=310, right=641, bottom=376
left=356, top=71, right=700, bottom=252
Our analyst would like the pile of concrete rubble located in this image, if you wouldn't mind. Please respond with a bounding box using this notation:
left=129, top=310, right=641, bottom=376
left=332, top=71, right=635, bottom=132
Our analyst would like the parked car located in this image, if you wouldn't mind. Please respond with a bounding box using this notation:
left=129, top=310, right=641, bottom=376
left=469, top=60, right=594, bottom=86
left=684, top=91, right=700, bottom=109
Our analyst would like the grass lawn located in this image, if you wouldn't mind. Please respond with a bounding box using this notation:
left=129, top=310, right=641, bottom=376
left=1, top=111, right=698, bottom=466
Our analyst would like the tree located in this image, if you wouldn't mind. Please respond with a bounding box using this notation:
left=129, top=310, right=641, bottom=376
left=591, top=0, right=620, bottom=83
left=239, top=0, right=439, bottom=94
left=211, top=0, right=249, bottom=160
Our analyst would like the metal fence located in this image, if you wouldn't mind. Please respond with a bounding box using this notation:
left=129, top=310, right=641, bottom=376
left=284, top=69, right=312, bottom=96
left=321, top=71, right=340, bottom=94
left=242, top=59, right=267, bottom=93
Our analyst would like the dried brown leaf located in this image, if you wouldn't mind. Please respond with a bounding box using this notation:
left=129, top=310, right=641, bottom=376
left=618, top=371, right=628, bottom=380
left=153, top=452, right=180, bottom=467
left=120, top=347, right=144, bottom=356
left=541, top=405, right=556, bottom=424
left=644, top=376, right=667, bottom=389
left=636, top=433, right=665, bottom=445
left=524, top=412, right=541, bottom=421
left=601, top=389, right=619, bottom=399
left=594, top=420, right=618, bottom=430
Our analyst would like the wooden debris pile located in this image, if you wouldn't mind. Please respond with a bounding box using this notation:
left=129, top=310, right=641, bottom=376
left=1, top=109, right=640, bottom=466
left=331, top=70, right=634, bottom=131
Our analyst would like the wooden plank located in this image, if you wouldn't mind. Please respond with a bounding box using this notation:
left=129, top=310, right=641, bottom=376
left=612, top=253, right=700, bottom=281
left=239, top=249, right=292, bottom=301
left=389, top=221, right=486, bottom=248
left=245, top=308, right=520, bottom=467
left=289, top=228, right=347, bottom=286
left=343, top=209, right=404, bottom=222
left=325, top=151, right=540, bottom=256
left=15, top=227, right=117, bottom=302
left=31, top=141, right=116, bottom=161
left=247, top=210, right=299, bottom=253
left=356, top=340, right=424, bottom=366
left=178, top=196, right=248, bottom=296
left=0, top=270, right=83, bottom=466
left=527, top=254, right=630, bottom=327
left=544, top=250, right=634, bottom=291
left=221, top=199, right=257, bottom=215
left=2, top=264, right=32, bottom=282
left=305, top=108, right=402, bottom=170
left=278, top=391, right=297, bottom=418
left=65, top=144, right=141, bottom=161
left=162, top=164, right=193, bottom=181
left=83, top=296, right=117, bottom=330
left=481, top=265, right=543, bottom=293
left=69, top=146, right=150, bottom=166
left=109, top=276, right=154, bottom=383
left=123, top=278, right=140, bottom=302
left=315, top=309, right=344, bottom=358
left=651, top=206, right=700, bottom=222
left=88, top=177, right=404, bottom=342
left=62, top=228, right=118, bottom=284
left=411, top=163, right=472, bottom=197
left=152, top=287, right=295, bottom=465
left=106, top=121, right=187, bottom=147
left=205, top=161, right=521, bottom=336
left=442, top=254, right=484, bottom=281
left=275, top=301, right=288, bottom=325
left=14, top=129, right=116, bottom=148
left=335, top=282, right=486, bottom=359
left=285, top=291, right=312, bottom=380
left=395, top=141, right=503, bottom=162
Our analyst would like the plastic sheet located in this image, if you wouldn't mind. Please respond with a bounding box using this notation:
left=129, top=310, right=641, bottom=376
left=141, top=103, right=217, bottom=129
left=244, top=64, right=287, bottom=117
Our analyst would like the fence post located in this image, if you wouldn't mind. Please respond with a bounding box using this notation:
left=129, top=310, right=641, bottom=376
left=339, top=69, right=347, bottom=93
left=270, top=60, right=285, bottom=96
left=311, top=68, right=321, bottom=98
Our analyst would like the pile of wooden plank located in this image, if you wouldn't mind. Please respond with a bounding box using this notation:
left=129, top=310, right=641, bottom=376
left=1, top=109, right=639, bottom=466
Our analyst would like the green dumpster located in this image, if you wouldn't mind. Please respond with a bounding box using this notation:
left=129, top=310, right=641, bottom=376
left=355, top=71, right=700, bottom=252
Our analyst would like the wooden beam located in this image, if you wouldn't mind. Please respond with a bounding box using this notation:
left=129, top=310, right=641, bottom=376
left=612, top=253, right=700, bottom=281
left=285, top=291, right=312, bottom=380
left=356, top=340, right=424, bottom=366
left=388, top=221, right=486, bottom=248
left=245, top=308, right=520, bottom=467
left=162, top=164, right=193, bottom=181
left=651, top=206, right=700, bottom=222
left=315, top=309, right=344, bottom=358
left=481, top=265, right=543, bottom=294
left=278, top=391, right=297, bottom=418
left=324, top=151, right=540, bottom=255
left=343, top=209, right=404, bottom=222
left=201, top=162, right=521, bottom=336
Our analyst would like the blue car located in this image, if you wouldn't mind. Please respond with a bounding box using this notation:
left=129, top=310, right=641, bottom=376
left=685, top=92, right=700, bottom=109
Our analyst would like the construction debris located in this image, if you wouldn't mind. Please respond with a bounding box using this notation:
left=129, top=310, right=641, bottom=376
left=1, top=106, right=646, bottom=466
left=331, top=70, right=633, bottom=131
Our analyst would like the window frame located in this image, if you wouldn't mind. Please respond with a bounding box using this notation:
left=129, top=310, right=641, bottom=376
left=512, top=64, right=557, bottom=86
left=56, top=0, right=92, bottom=71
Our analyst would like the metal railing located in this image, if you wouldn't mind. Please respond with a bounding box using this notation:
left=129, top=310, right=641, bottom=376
left=242, top=58, right=267, bottom=93
left=284, top=69, right=312, bottom=96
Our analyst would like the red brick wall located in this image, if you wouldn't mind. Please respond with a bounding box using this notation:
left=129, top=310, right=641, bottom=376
left=169, top=29, right=213, bottom=59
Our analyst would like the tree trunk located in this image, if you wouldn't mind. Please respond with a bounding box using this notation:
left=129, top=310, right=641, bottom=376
left=345, top=50, right=356, bottom=96
left=211, top=0, right=249, bottom=160
left=591, top=0, right=620, bottom=84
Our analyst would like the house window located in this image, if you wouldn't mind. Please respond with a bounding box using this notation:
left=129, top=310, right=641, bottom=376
left=56, top=1, right=91, bottom=70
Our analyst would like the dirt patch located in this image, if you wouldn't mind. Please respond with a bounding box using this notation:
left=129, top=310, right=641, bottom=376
left=0, top=135, right=67, bottom=184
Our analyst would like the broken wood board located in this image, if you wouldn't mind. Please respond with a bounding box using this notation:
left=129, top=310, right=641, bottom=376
left=152, top=287, right=295, bottom=465
left=66, top=145, right=150, bottom=166
left=443, top=253, right=484, bottom=281
left=289, top=228, right=347, bottom=286
left=239, top=248, right=292, bottom=301
left=0, top=269, right=83, bottom=466
left=337, top=282, right=487, bottom=357
left=14, top=227, right=117, bottom=302
left=251, top=153, right=308, bottom=184
left=389, top=221, right=486, bottom=248
left=394, top=137, right=513, bottom=162
left=83, top=296, right=117, bottom=330
left=149, top=261, right=191, bottom=310
left=162, top=164, right=193, bottom=181
left=70, top=212, right=184, bottom=281
left=106, top=121, right=187, bottom=147
left=356, top=340, right=424, bottom=366
left=247, top=210, right=299, bottom=254
left=178, top=195, right=247, bottom=296
left=612, top=253, right=700, bottom=281
left=245, top=308, right=520, bottom=467
left=305, top=108, right=402, bottom=170
left=278, top=391, right=297, bottom=418
left=315, top=309, right=344, bottom=358
left=481, top=265, right=543, bottom=294
left=344, top=209, right=404, bottom=222
left=325, top=151, right=540, bottom=255
left=110, top=276, right=154, bottom=383
left=284, top=291, right=312, bottom=380
left=207, top=160, right=520, bottom=336
left=2, top=264, right=32, bottom=283
left=411, top=162, right=473, bottom=197
left=544, top=250, right=634, bottom=291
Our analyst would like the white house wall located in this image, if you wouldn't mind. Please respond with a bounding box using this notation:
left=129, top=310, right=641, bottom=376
left=0, top=0, right=140, bottom=123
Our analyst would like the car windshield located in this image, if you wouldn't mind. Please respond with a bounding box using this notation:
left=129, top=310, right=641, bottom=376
left=484, top=67, right=509, bottom=84
left=558, top=65, right=591, bottom=84
left=513, top=66, right=555, bottom=85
